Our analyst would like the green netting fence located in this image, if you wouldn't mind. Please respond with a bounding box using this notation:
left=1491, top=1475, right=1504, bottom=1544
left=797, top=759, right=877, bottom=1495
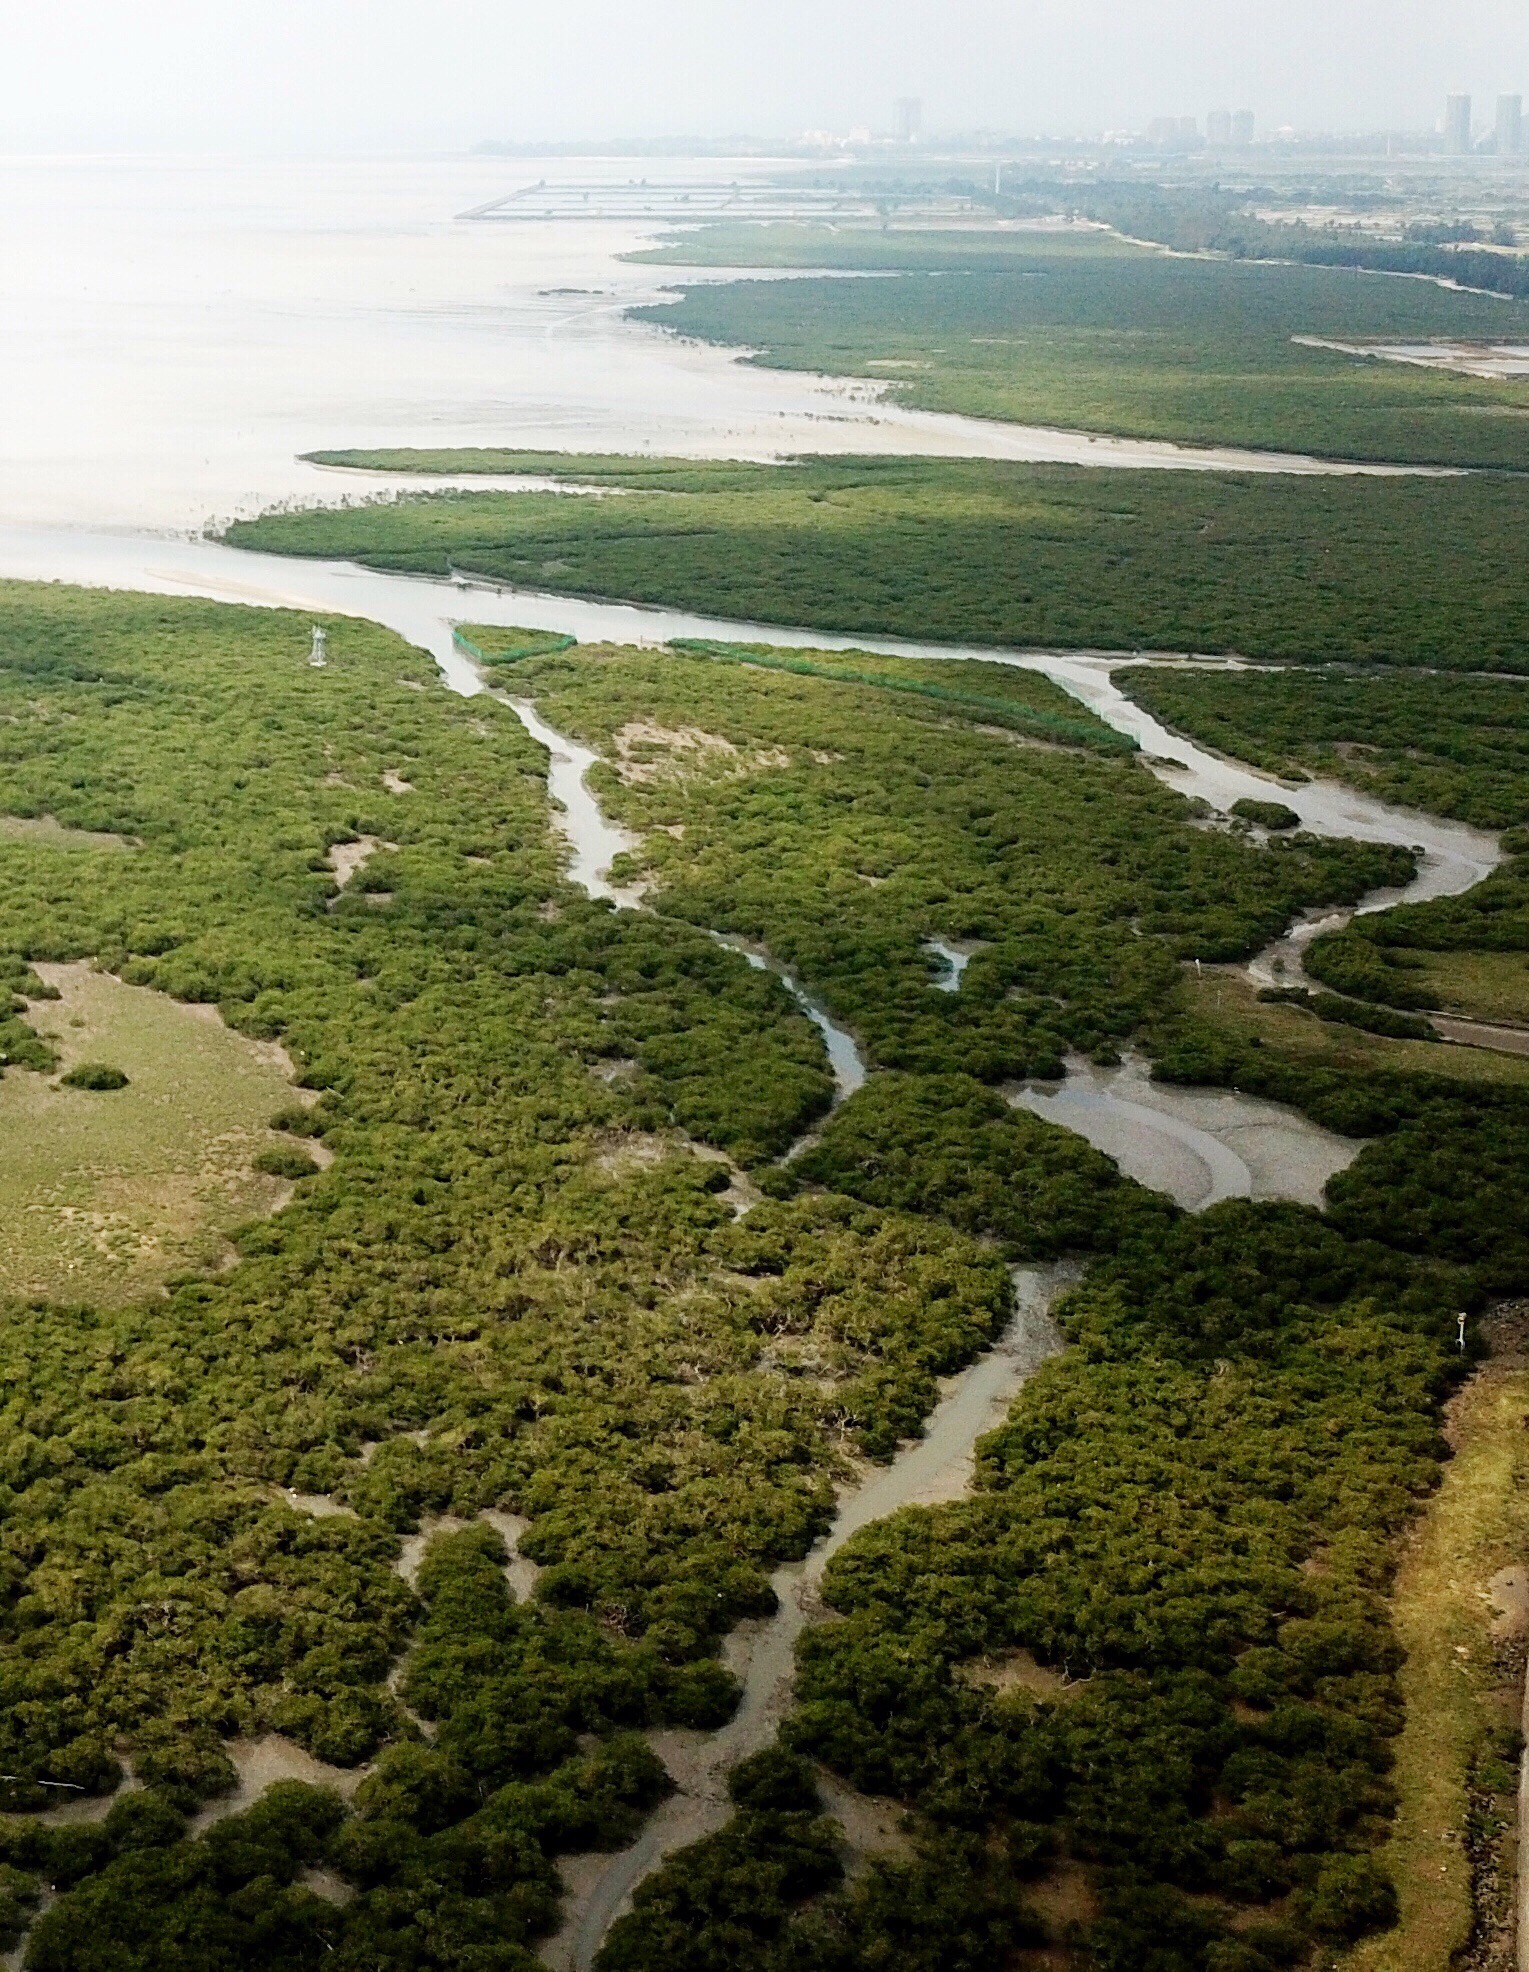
left=452, top=627, right=577, bottom=666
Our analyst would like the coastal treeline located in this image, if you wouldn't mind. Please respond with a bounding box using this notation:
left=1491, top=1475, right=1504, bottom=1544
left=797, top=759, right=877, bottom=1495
left=629, top=220, right=1529, bottom=467
left=231, top=456, right=1529, bottom=674
left=1073, top=183, right=1529, bottom=305
left=1121, top=664, right=1529, bottom=832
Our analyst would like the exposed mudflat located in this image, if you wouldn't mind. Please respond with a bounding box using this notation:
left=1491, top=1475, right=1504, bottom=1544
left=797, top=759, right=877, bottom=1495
left=1435, top=1014, right=1529, bottom=1058
left=189, top=1737, right=365, bottom=1836
left=1012, top=1054, right=1359, bottom=1212
left=1293, top=334, right=1529, bottom=380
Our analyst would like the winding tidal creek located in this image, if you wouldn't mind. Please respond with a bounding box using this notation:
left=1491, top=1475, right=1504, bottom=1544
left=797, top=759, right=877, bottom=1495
left=0, top=524, right=1504, bottom=1961
left=547, top=1264, right=1074, bottom=1971
left=0, top=524, right=1491, bottom=1206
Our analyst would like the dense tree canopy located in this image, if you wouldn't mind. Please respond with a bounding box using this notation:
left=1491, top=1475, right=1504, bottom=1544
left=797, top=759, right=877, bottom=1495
left=0, top=576, right=1519, bottom=1969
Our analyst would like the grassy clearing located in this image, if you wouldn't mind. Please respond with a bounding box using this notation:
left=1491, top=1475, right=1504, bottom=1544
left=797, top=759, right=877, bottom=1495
left=0, top=962, right=301, bottom=1304
left=1399, top=950, right=1529, bottom=1028
left=0, top=816, right=134, bottom=851
left=1341, top=1315, right=1529, bottom=1972
left=1175, top=968, right=1529, bottom=1089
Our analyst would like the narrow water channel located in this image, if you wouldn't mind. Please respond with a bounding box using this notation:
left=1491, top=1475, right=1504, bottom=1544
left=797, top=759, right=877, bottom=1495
left=0, top=526, right=1502, bottom=1966
left=708, top=932, right=868, bottom=1103
left=496, top=694, right=642, bottom=907
left=544, top=1263, right=1074, bottom=1972
left=0, top=526, right=1492, bottom=1204
left=0, top=526, right=1491, bottom=907
left=926, top=937, right=975, bottom=993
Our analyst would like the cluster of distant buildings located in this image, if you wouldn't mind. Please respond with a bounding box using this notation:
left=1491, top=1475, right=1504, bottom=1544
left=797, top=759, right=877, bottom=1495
left=1444, top=93, right=1522, bottom=155
left=1135, top=96, right=1525, bottom=159
left=805, top=92, right=1528, bottom=159
left=1145, top=111, right=1256, bottom=150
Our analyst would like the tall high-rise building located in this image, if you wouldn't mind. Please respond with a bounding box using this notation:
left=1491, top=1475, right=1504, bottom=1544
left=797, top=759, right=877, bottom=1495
left=894, top=96, right=922, bottom=143
left=1206, top=110, right=1233, bottom=146
left=1232, top=110, right=1255, bottom=146
left=1446, top=93, right=1473, bottom=154
left=1498, top=94, right=1524, bottom=155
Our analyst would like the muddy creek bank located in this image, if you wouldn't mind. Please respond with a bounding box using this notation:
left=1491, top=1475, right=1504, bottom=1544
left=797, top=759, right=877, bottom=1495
left=544, top=1264, right=1074, bottom=1971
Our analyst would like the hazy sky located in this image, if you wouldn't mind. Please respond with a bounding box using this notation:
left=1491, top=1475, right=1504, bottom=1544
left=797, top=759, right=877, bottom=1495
left=3, top=0, right=1528, bottom=150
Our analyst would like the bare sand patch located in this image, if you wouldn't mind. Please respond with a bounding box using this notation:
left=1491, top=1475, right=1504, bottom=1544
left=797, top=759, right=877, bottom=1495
left=0, top=813, right=134, bottom=851
left=327, top=835, right=397, bottom=891
left=590, top=1130, right=675, bottom=1177
left=189, top=1737, right=365, bottom=1835
left=816, top=1772, right=910, bottom=1877
left=613, top=721, right=790, bottom=785
left=0, top=962, right=307, bottom=1303
left=960, top=1646, right=1084, bottom=1701
left=1011, top=1054, right=1357, bottom=1212
left=587, top=1129, right=760, bottom=1218
left=1293, top=335, right=1529, bottom=380
left=1026, top=1859, right=1102, bottom=1944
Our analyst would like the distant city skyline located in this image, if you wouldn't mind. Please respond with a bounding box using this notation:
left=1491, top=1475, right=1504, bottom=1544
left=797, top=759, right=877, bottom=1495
left=0, top=1, right=1527, bottom=152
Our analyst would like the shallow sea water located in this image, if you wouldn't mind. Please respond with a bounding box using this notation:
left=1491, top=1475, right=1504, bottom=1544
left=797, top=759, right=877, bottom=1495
left=0, top=152, right=1443, bottom=534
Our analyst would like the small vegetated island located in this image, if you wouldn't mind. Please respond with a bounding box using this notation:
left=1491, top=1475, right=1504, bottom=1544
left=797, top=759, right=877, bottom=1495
left=6, top=210, right=1529, bottom=1972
